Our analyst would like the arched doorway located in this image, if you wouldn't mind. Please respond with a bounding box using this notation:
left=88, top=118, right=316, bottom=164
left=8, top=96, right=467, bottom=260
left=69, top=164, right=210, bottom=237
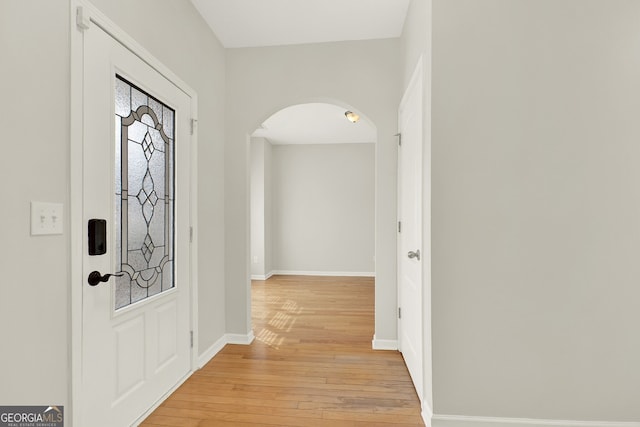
left=249, top=101, right=377, bottom=344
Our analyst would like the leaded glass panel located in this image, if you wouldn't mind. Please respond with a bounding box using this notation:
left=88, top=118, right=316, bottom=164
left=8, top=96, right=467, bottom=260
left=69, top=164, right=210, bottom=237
left=115, top=75, right=175, bottom=310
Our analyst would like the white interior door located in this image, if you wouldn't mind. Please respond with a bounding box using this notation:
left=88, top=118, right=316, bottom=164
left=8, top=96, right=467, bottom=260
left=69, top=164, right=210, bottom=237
left=398, top=66, right=424, bottom=401
left=81, top=22, right=192, bottom=427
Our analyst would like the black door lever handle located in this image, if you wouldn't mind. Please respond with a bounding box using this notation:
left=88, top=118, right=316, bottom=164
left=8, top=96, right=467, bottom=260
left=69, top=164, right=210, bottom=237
left=88, top=271, right=124, bottom=286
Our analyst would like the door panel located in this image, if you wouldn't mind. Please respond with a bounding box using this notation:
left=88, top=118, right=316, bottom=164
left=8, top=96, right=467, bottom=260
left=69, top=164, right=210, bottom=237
left=114, top=316, right=145, bottom=400
left=156, top=301, right=179, bottom=369
left=81, top=22, right=192, bottom=427
left=398, top=69, right=424, bottom=401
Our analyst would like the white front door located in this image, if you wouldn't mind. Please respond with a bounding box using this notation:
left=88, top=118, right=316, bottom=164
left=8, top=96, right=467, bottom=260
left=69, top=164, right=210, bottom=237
left=81, top=22, right=192, bottom=427
left=398, top=64, right=424, bottom=401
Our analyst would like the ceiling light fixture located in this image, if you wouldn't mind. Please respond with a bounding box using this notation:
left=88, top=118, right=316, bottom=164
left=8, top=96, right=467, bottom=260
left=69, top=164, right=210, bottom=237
left=344, top=111, right=360, bottom=123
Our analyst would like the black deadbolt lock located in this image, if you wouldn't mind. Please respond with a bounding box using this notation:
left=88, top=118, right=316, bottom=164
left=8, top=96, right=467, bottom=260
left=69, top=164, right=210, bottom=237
left=88, top=219, right=107, bottom=256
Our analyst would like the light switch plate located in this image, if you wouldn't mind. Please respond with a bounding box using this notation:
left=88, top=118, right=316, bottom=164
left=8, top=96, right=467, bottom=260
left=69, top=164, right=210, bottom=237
left=31, top=202, right=64, bottom=235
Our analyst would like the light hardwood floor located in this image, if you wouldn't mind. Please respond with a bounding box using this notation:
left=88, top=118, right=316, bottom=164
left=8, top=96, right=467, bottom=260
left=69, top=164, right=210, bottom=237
left=142, top=275, right=424, bottom=426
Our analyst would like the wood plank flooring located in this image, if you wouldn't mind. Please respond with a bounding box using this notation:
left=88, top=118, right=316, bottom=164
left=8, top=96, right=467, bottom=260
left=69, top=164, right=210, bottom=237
left=141, top=275, right=424, bottom=426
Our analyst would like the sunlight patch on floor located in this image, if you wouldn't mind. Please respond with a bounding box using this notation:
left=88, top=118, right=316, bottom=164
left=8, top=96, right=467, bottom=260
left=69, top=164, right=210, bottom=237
left=255, top=327, right=284, bottom=348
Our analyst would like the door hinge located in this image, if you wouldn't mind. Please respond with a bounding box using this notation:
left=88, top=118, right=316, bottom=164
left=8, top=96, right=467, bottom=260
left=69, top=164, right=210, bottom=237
left=76, top=6, right=90, bottom=30
left=395, top=132, right=402, bottom=146
left=398, top=307, right=402, bottom=319
left=189, top=226, right=193, bottom=243
left=398, top=221, right=402, bottom=233
left=190, top=331, right=194, bottom=348
left=190, top=119, right=198, bottom=135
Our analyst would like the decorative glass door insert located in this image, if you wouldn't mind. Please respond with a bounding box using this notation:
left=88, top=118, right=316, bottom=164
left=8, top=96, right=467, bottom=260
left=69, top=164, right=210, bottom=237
left=114, top=75, right=175, bottom=310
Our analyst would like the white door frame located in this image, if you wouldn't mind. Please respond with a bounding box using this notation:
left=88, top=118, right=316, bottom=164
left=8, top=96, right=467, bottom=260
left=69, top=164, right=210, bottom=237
left=69, top=2, right=199, bottom=425
left=397, top=54, right=433, bottom=423
left=397, top=57, right=424, bottom=353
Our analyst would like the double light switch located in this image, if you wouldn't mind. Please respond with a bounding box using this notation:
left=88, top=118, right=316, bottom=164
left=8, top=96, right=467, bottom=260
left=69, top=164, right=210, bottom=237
left=31, top=201, right=64, bottom=235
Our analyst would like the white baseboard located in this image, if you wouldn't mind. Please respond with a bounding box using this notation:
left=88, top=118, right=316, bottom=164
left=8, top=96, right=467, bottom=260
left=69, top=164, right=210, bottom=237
left=422, top=403, right=434, bottom=427
left=197, top=335, right=227, bottom=368
left=371, top=335, right=398, bottom=350
left=251, top=271, right=274, bottom=280
left=432, top=415, right=640, bottom=427
left=197, top=331, right=255, bottom=368
left=226, top=331, right=255, bottom=345
left=271, top=270, right=375, bottom=277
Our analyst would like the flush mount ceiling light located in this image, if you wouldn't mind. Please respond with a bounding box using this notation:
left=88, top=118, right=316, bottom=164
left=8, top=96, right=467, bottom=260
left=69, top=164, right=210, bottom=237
left=344, top=111, right=360, bottom=123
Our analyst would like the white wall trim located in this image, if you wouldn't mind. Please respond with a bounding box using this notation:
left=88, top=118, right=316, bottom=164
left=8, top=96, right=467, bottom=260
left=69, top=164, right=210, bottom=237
left=432, top=415, right=640, bottom=427
left=423, top=403, right=434, bottom=427
left=69, top=4, right=84, bottom=426
left=271, top=270, right=375, bottom=277
left=226, top=331, right=256, bottom=345
left=251, top=271, right=274, bottom=281
left=197, top=335, right=227, bottom=368
left=198, top=331, right=260, bottom=369
left=371, top=335, right=398, bottom=350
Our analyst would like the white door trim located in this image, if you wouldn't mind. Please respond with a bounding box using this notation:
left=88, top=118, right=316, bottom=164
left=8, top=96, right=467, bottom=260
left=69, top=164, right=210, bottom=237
left=396, top=54, right=425, bottom=401
left=69, top=2, right=199, bottom=425
left=432, top=414, right=640, bottom=427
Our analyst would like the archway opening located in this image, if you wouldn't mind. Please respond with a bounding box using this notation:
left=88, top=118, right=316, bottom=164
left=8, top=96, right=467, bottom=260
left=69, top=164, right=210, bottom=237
left=248, top=101, right=377, bottom=348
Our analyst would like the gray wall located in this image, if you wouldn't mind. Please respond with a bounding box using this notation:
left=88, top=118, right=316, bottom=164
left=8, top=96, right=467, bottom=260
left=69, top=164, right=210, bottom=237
left=431, top=0, right=640, bottom=421
left=264, top=140, right=273, bottom=275
left=1, top=0, right=70, bottom=407
left=226, top=39, right=401, bottom=340
left=250, top=137, right=271, bottom=278
left=0, top=0, right=227, bottom=414
left=271, top=143, right=375, bottom=274
left=401, top=0, right=431, bottom=88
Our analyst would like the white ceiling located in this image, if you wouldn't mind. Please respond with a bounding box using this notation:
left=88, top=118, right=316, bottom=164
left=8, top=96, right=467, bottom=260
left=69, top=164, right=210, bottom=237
left=252, top=103, right=376, bottom=145
left=190, top=0, right=411, bottom=48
